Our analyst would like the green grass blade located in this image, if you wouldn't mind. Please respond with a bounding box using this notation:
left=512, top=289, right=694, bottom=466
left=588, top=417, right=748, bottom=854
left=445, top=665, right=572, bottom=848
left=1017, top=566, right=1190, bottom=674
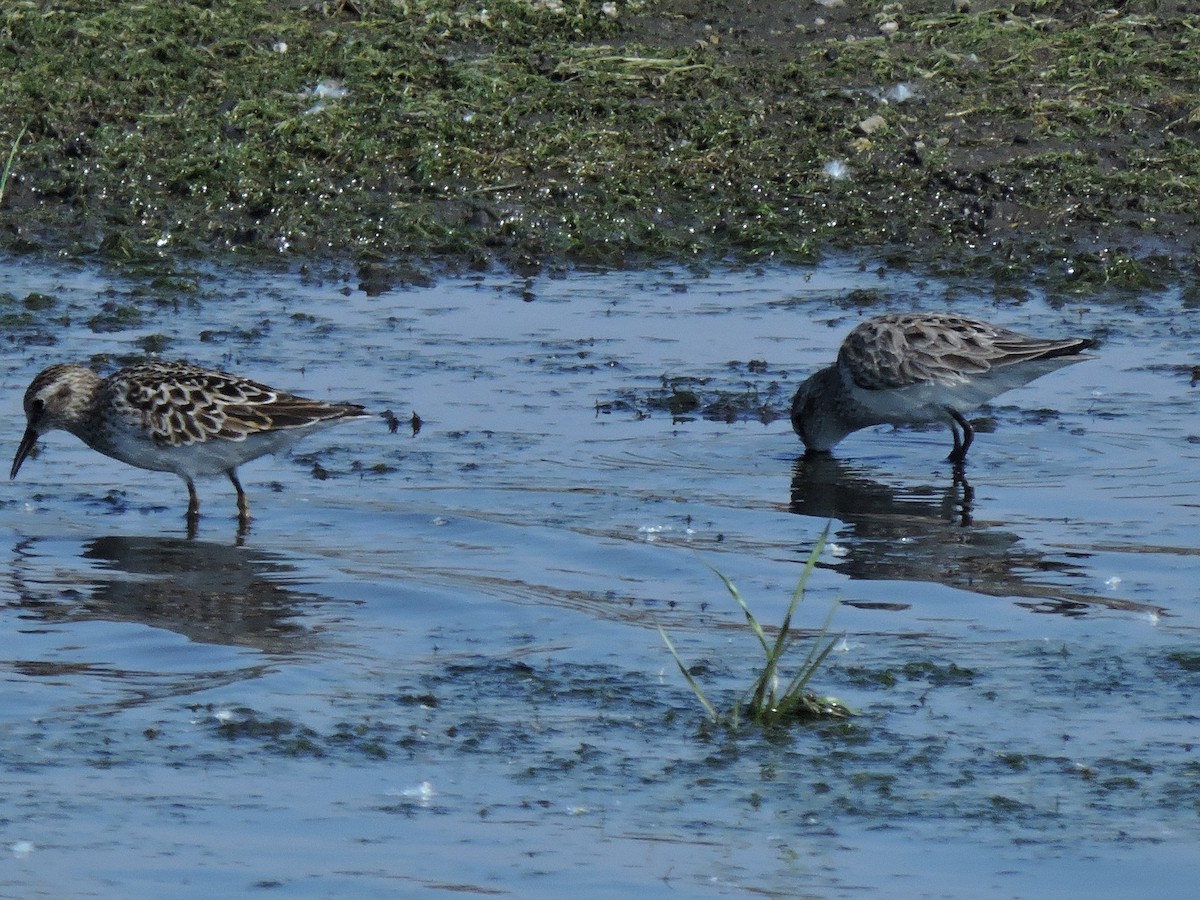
left=781, top=628, right=841, bottom=702
left=741, top=665, right=775, bottom=722
left=749, top=524, right=830, bottom=718
left=706, top=562, right=772, bottom=655
left=656, top=623, right=720, bottom=724
left=770, top=523, right=829, bottom=657
left=789, top=591, right=841, bottom=676
left=777, top=592, right=841, bottom=702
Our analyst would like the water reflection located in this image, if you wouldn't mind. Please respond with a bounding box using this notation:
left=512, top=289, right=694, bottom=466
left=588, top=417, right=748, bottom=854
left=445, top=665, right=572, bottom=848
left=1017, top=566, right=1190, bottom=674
left=789, top=456, right=1162, bottom=616
left=11, top=535, right=319, bottom=652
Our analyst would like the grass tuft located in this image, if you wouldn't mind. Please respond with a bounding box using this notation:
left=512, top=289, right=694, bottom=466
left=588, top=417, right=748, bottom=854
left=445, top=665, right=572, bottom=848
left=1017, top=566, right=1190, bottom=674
left=660, top=525, right=852, bottom=729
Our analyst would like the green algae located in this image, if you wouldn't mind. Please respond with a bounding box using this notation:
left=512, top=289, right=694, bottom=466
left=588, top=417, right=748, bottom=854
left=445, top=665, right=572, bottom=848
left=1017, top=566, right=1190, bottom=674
left=0, top=1, right=1196, bottom=280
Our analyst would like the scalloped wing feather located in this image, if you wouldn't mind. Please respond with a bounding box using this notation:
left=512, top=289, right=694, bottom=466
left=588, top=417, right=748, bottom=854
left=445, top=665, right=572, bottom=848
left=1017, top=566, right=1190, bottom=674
left=839, top=313, right=1093, bottom=391
left=108, top=362, right=364, bottom=448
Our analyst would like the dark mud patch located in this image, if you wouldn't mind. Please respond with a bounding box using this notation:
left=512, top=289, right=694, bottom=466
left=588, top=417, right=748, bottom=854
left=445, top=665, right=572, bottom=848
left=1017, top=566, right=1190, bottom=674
left=599, top=364, right=793, bottom=424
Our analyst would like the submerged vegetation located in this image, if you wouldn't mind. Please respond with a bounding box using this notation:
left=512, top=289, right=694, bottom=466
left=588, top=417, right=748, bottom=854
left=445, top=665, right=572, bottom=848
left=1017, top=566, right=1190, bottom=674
left=599, top=364, right=792, bottom=424
left=660, top=527, right=852, bottom=729
left=0, top=1, right=1198, bottom=282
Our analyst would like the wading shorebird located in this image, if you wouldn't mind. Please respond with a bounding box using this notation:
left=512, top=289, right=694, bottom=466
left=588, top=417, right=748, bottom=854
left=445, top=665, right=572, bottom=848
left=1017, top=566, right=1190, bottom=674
left=790, top=312, right=1096, bottom=465
left=12, top=360, right=369, bottom=527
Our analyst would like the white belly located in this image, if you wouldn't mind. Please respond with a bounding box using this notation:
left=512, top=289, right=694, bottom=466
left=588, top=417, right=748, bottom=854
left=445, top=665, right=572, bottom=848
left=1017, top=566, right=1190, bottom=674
left=96, top=427, right=315, bottom=478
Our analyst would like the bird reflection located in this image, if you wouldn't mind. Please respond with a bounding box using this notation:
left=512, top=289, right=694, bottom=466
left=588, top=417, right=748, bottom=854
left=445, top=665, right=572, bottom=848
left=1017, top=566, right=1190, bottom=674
left=792, top=452, right=975, bottom=530
left=12, top=535, right=316, bottom=652
left=789, top=455, right=1159, bottom=617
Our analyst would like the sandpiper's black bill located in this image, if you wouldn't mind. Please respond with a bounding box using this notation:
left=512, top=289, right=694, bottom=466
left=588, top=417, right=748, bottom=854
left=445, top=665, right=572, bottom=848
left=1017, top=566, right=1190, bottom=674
left=11, top=426, right=39, bottom=480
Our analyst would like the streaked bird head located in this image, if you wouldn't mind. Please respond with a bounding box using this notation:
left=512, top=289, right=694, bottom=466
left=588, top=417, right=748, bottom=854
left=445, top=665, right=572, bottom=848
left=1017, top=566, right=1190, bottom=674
left=11, top=364, right=102, bottom=479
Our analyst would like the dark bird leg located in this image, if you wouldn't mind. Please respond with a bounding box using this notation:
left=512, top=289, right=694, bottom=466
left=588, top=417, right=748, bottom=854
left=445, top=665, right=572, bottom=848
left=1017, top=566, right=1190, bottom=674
left=185, top=478, right=200, bottom=538
left=185, top=478, right=200, bottom=517
left=946, top=408, right=974, bottom=467
left=229, top=470, right=251, bottom=531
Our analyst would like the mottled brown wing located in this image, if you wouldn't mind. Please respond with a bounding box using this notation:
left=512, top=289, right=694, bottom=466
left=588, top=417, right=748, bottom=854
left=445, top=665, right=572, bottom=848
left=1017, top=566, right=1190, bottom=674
left=114, top=362, right=362, bottom=446
left=839, top=313, right=1092, bottom=390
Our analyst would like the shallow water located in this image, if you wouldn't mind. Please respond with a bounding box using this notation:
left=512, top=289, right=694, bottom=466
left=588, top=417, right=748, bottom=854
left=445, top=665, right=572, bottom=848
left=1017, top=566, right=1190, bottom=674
left=1, top=256, right=1196, bottom=898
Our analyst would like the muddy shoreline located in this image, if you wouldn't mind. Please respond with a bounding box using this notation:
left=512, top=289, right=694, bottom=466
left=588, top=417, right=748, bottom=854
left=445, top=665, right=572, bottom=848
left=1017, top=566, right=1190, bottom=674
left=1, top=1, right=1198, bottom=288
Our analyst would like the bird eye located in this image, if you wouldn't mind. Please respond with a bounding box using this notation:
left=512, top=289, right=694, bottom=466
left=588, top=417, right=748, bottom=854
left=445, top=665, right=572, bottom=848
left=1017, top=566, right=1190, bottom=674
left=30, top=398, right=45, bottom=415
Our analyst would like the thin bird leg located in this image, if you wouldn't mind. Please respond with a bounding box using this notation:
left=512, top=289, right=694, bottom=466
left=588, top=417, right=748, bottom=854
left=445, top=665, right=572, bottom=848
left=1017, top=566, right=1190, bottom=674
left=185, top=478, right=201, bottom=520
left=946, top=408, right=974, bottom=466
left=949, top=424, right=962, bottom=458
left=229, top=470, right=250, bottom=526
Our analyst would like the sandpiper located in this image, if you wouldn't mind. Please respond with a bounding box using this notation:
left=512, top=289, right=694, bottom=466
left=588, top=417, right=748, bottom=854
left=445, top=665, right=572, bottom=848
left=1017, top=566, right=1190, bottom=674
left=791, top=312, right=1095, bottom=464
left=12, top=360, right=369, bottom=525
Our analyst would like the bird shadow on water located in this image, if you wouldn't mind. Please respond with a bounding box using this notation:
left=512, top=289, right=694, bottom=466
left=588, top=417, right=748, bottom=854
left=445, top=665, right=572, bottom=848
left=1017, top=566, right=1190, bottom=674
left=8, top=534, right=324, bottom=656
left=788, top=454, right=1164, bottom=618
